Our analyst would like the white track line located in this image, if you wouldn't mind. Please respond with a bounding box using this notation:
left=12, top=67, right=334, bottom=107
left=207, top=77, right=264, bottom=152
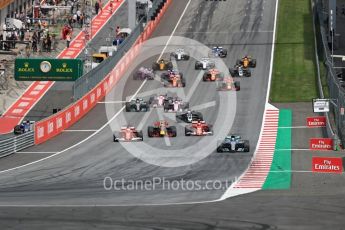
left=98, top=101, right=127, bottom=104
left=278, top=126, right=323, bottom=129
left=63, top=130, right=97, bottom=132
left=220, top=0, right=279, bottom=200
left=16, top=152, right=57, bottom=154
left=276, top=148, right=311, bottom=151
left=270, top=170, right=345, bottom=174
left=0, top=0, right=191, bottom=175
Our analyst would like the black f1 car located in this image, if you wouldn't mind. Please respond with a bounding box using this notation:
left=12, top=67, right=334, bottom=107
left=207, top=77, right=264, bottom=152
left=148, top=121, right=177, bottom=137
left=161, top=70, right=186, bottom=87
left=216, top=135, right=250, bottom=152
left=236, top=56, right=256, bottom=68
left=185, top=120, right=213, bottom=136
left=113, top=126, right=144, bottom=142
left=209, top=46, right=227, bottom=58
left=195, top=57, right=216, bottom=70
left=170, top=48, right=190, bottom=61
left=13, top=120, right=34, bottom=135
left=203, top=69, right=224, bottom=81
left=216, top=77, right=240, bottom=91
left=133, top=67, right=155, bottom=80
left=152, top=59, right=173, bottom=71
left=125, top=98, right=149, bottom=112
left=229, top=65, right=251, bottom=77
left=176, top=110, right=204, bottom=123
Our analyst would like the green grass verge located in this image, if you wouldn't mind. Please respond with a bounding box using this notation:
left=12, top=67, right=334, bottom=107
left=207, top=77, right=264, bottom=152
left=262, top=109, right=292, bottom=189
left=270, top=0, right=318, bottom=102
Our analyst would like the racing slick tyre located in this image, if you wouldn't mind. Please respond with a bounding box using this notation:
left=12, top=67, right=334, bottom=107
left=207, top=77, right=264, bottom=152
left=168, top=126, right=177, bottom=137
left=152, top=63, right=160, bottom=71
left=245, top=69, right=251, bottom=77
left=140, top=104, right=149, bottom=112
left=125, top=102, right=132, bottom=112
left=202, top=74, right=208, bottom=81
left=234, top=81, right=240, bottom=91
left=216, top=146, right=224, bottom=153
left=184, top=127, right=191, bottom=136
left=244, top=140, right=250, bottom=152
left=113, top=134, right=118, bottom=142
left=148, top=126, right=155, bottom=137
left=181, top=79, right=186, bottom=87
left=184, top=55, right=190, bottom=60
left=251, top=59, right=257, bottom=68
left=166, top=62, right=173, bottom=70
left=195, top=62, right=201, bottom=70
left=170, top=53, right=177, bottom=60
left=236, top=59, right=241, bottom=65
left=147, top=75, right=154, bottom=80
left=138, top=131, right=144, bottom=141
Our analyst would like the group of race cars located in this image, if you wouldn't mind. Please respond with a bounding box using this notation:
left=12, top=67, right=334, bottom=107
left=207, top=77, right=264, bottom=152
left=114, top=46, right=256, bottom=153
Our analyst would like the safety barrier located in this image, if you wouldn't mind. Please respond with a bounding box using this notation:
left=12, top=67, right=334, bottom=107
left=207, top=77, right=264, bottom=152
left=0, top=131, right=34, bottom=158
left=314, top=0, right=343, bottom=143
left=34, top=0, right=172, bottom=144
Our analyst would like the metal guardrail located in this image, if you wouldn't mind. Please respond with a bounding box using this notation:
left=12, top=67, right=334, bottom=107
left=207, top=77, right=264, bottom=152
left=0, top=131, right=35, bottom=158
left=73, top=0, right=166, bottom=100
left=314, top=0, right=344, bottom=144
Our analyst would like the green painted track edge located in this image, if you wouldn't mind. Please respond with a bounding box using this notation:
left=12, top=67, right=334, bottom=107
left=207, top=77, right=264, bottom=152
left=262, top=109, right=292, bottom=189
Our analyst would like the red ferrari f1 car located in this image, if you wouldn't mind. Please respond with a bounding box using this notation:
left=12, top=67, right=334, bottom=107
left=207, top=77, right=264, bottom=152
left=185, top=120, right=213, bottom=136
left=113, top=126, right=143, bottom=142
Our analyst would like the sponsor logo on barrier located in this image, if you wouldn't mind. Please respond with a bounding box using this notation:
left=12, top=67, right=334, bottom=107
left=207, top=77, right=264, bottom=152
left=309, top=138, right=333, bottom=150
left=37, top=126, right=44, bottom=138
left=56, top=117, right=63, bottom=129
left=66, top=112, right=71, bottom=123
left=74, top=106, right=80, bottom=117
left=312, top=157, right=343, bottom=173
left=83, top=99, right=88, bottom=110
left=91, top=93, right=96, bottom=104
left=307, top=116, right=326, bottom=127
left=48, top=121, right=54, bottom=134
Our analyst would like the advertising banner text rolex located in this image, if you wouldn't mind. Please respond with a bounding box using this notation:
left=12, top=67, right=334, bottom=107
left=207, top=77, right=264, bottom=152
left=14, top=58, right=83, bottom=81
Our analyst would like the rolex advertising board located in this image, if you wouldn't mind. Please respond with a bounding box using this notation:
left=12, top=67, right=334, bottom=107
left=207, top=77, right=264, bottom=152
left=14, top=58, right=83, bottom=81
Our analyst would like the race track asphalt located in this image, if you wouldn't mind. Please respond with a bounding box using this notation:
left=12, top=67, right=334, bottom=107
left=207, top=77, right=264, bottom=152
left=0, top=0, right=276, bottom=207
left=0, top=2, right=345, bottom=229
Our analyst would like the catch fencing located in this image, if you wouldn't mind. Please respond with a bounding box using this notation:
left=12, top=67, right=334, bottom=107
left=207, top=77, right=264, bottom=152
left=314, top=0, right=345, bottom=145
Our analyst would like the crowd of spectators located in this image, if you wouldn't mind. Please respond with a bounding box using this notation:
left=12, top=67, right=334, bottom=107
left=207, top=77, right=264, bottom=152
left=0, top=0, right=87, bottom=53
